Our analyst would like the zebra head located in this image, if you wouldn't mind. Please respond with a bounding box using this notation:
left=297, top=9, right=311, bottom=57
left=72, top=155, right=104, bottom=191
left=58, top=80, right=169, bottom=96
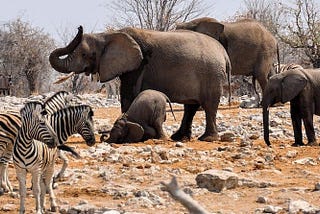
left=20, top=101, right=58, bottom=148
left=75, top=105, right=96, bottom=146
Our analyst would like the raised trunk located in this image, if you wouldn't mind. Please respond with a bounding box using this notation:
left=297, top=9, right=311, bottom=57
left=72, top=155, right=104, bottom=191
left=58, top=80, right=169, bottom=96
left=49, top=26, right=83, bottom=73
left=263, top=105, right=271, bottom=146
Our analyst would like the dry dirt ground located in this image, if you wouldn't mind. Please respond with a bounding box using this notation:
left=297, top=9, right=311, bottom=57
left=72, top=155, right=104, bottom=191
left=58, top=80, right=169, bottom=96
left=1, top=103, right=320, bottom=213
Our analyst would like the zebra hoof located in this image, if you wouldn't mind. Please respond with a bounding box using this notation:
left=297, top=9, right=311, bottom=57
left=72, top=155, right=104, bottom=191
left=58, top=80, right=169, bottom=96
left=51, top=205, right=58, bottom=212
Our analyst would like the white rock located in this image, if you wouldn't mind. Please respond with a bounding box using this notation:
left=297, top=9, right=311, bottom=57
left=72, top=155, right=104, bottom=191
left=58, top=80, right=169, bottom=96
left=196, top=169, right=239, bottom=192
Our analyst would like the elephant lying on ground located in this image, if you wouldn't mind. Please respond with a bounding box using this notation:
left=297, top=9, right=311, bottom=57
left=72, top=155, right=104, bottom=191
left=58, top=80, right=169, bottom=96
left=176, top=17, right=279, bottom=100
left=49, top=26, right=231, bottom=142
left=105, top=89, right=176, bottom=143
left=263, top=65, right=320, bottom=147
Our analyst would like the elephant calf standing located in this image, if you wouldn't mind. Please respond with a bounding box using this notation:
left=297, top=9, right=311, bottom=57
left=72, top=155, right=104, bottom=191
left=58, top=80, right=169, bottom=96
left=263, top=66, right=320, bottom=147
left=106, top=89, right=175, bottom=143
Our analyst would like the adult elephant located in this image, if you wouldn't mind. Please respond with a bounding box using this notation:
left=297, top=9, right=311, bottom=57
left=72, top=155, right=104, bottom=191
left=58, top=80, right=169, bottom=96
left=176, top=17, right=280, bottom=96
left=49, top=26, right=231, bottom=142
left=262, top=67, right=320, bottom=147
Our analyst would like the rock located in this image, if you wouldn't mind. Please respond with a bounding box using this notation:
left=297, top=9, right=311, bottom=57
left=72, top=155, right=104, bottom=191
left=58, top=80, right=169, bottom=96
left=286, top=150, right=298, bottom=158
left=315, top=182, right=320, bottom=191
left=293, top=157, right=317, bottom=166
left=196, top=169, right=239, bottom=192
left=1, top=203, right=15, bottom=211
left=288, top=200, right=320, bottom=213
left=263, top=205, right=283, bottom=213
left=256, top=196, right=268, bottom=203
left=103, top=211, right=121, bottom=214
left=220, top=131, right=236, bottom=142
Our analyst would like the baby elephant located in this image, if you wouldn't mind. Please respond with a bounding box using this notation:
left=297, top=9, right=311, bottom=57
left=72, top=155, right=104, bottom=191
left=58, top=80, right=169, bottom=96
left=106, top=89, right=175, bottom=143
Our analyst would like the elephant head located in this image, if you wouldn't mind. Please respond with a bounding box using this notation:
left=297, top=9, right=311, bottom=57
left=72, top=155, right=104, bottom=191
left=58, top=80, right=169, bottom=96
left=49, top=26, right=143, bottom=82
left=106, top=114, right=144, bottom=144
left=176, top=17, right=225, bottom=42
left=262, top=69, right=308, bottom=146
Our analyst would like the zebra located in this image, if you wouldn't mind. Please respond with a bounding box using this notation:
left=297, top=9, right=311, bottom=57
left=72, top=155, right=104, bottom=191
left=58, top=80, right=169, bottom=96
left=0, top=111, right=21, bottom=194
left=13, top=101, right=59, bottom=213
left=14, top=102, right=96, bottom=213
left=47, top=105, right=96, bottom=181
left=44, top=90, right=81, bottom=114
left=0, top=92, right=94, bottom=197
left=42, top=90, right=88, bottom=180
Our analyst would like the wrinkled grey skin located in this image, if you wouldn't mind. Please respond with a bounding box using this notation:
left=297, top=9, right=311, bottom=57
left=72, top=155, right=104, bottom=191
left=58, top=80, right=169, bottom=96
left=107, top=89, right=175, bottom=143
left=49, top=26, right=231, bottom=142
left=176, top=17, right=279, bottom=96
left=263, top=68, right=320, bottom=147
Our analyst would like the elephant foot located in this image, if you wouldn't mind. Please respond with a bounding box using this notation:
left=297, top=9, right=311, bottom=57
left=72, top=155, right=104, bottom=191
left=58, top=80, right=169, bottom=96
left=198, top=133, right=219, bottom=142
left=291, top=142, right=304, bottom=147
left=307, top=141, right=319, bottom=146
left=171, top=130, right=191, bottom=141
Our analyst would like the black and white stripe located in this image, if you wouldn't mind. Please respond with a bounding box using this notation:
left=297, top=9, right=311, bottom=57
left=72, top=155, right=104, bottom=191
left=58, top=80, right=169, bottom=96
left=13, top=101, right=59, bottom=213
left=0, top=111, right=21, bottom=193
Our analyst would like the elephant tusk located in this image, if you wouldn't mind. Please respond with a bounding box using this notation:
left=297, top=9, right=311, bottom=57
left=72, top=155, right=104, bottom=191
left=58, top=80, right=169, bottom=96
left=53, top=72, right=75, bottom=84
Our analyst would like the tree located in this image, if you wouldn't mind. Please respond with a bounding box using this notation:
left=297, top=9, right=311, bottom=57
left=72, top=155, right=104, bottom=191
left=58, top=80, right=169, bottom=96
left=277, top=0, right=320, bottom=68
left=107, top=0, right=211, bottom=31
left=241, top=0, right=320, bottom=68
left=0, top=18, right=55, bottom=96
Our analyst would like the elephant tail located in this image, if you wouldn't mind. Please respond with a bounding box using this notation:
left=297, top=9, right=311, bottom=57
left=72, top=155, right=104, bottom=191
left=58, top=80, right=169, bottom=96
left=276, top=43, right=281, bottom=74
left=163, top=94, right=177, bottom=121
left=226, top=57, right=232, bottom=106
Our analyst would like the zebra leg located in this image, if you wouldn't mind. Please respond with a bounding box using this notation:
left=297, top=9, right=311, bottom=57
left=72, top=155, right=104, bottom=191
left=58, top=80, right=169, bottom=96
left=16, top=168, right=27, bottom=214
left=55, top=150, right=68, bottom=180
left=2, top=163, right=13, bottom=193
left=44, top=164, right=57, bottom=212
left=0, top=162, right=8, bottom=191
left=31, top=170, right=42, bottom=214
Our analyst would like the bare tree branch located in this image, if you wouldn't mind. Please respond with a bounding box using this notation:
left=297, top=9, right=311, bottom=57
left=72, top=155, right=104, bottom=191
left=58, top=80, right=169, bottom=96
left=161, top=176, right=210, bottom=214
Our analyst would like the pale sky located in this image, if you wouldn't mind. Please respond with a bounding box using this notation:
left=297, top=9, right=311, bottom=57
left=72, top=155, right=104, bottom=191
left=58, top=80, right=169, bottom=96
left=0, top=0, right=243, bottom=42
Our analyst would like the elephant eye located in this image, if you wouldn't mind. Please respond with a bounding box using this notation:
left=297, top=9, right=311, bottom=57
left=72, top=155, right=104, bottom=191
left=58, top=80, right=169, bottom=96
left=82, top=53, right=86, bottom=58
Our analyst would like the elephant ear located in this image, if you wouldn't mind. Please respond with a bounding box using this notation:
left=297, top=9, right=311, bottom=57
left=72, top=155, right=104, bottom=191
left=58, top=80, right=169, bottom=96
left=99, top=32, right=143, bottom=82
left=281, top=73, right=307, bottom=103
left=125, top=121, right=144, bottom=143
left=196, top=21, right=225, bottom=40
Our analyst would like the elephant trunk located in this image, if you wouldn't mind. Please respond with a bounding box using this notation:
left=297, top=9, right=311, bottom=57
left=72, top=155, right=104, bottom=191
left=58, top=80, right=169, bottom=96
left=49, top=26, right=83, bottom=73
left=262, top=101, right=271, bottom=147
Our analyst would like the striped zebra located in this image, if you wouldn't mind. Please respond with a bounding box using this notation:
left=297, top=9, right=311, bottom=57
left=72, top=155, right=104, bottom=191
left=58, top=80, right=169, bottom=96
left=275, top=63, right=303, bottom=74
left=48, top=105, right=96, bottom=181
left=42, top=91, right=86, bottom=181
left=0, top=92, right=94, bottom=196
left=14, top=102, right=96, bottom=213
left=0, top=111, right=21, bottom=194
left=44, top=90, right=81, bottom=114
left=13, top=101, right=59, bottom=213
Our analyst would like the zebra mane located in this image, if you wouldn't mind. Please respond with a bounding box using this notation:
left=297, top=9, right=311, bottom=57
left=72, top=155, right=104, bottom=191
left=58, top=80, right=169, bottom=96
left=44, top=91, right=69, bottom=104
left=21, top=101, right=45, bottom=115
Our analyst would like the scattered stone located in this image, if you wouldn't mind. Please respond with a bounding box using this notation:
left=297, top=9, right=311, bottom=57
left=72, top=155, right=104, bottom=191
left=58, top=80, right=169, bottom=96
left=220, top=131, right=236, bottom=142
left=315, top=183, right=320, bottom=191
left=196, top=169, right=239, bottom=192
left=175, top=142, right=184, bottom=147
left=293, top=157, right=317, bottom=166
left=289, top=200, right=320, bottom=213
left=263, top=205, right=283, bottom=213
left=256, top=196, right=268, bottom=204
left=286, top=150, right=298, bottom=158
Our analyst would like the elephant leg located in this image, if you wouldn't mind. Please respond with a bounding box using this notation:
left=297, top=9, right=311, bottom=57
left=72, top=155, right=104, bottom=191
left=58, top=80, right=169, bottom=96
left=142, top=126, right=157, bottom=141
left=153, top=120, right=167, bottom=140
left=171, top=104, right=199, bottom=141
left=303, top=116, right=317, bottom=146
left=198, top=101, right=220, bottom=142
left=290, top=101, right=304, bottom=146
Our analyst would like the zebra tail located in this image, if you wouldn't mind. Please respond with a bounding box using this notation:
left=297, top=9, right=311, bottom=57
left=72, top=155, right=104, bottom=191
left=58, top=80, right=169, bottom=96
left=57, top=145, right=81, bottom=159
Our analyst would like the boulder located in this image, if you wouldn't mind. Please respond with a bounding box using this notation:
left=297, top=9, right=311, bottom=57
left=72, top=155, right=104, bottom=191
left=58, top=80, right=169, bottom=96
left=196, top=169, right=239, bottom=192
